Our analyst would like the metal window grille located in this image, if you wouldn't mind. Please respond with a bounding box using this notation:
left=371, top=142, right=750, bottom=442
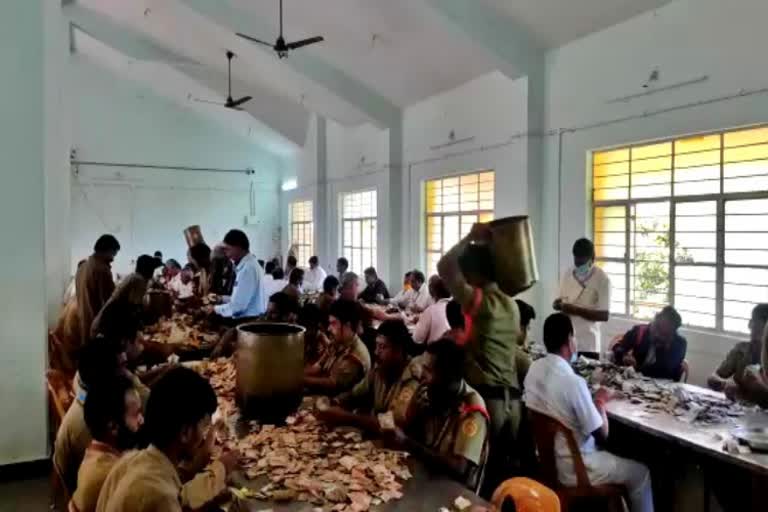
left=341, top=190, right=377, bottom=274
left=593, top=126, right=768, bottom=334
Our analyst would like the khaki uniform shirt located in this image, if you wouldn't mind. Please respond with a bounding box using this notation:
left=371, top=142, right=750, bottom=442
left=717, top=342, right=761, bottom=383
left=450, top=281, right=524, bottom=390
left=76, top=255, right=115, bottom=344
left=54, top=386, right=91, bottom=493
left=316, top=336, right=372, bottom=394
left=336, top=358, right=422, bottom=425
left=70, top=442, right=120, bottom=512
left=96, top=446, right=182, bottom=512
left=409, top=381, right=489, bottom=480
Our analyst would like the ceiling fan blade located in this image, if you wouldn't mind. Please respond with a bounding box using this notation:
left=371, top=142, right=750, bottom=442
left=286, top=36, right=324, bottom=50
left=229, top=96, right=252, bottom=108
left=193, top=98, right=224, bottom=106
left=236, top=33, right=274, bottom=47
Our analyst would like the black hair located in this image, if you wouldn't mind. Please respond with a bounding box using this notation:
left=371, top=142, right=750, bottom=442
left=298, top=303, right=323, bottom=330
left=403, top=271, right=413, bottom=279
left=329, top=299, right=361, bottom=331
left=377, top=319, right=413, bottom=354
left=323, top=275, right=340, bottom=294
left=410, top=270, right=426, bottom=285
left=337, top=257, right=349, bottom=269
left=364, top=267, right=377, bottom=278
left=143, top=367, right=217, bottom=450
left=258, top=259, right=265, bottom=268
left=429, top=276, right=450, bottom=300
left=269, top=292, right=300, bottom=316
left=265, top=261, right=277, bottom=275
left=189, top=243, right=212, bottom=270
left=516, top=299, right=536, bottom=330
left=309, top=256, right=319, bottom=266
left=543, top=313, right=574, bottom=354
left=287, top=255, right=297, bottom=267
left=289, top=267, right=305, bottom=286
left=572, top=238, right=595, bottom=259
left=457, top=244, right=495, bottom=281
left=94, top=234, right=121, bottom=254
left=752, top=304, right=768, bottom=324
left=78, top=337, right=125, bottom=390
left=153, top=251, right=162, bottom=259
left=223, top=229, right=250, bottom=252
left=165, top=259, right=182, bottom=271
left=136, top=255, right=163, bottom=280
left=446, top=299, right=465, bottom=329
left=426, top=339, right=465, bottom=380
left=84, top=374, right=135, bottom=442
left=657, top=306, right=682, bottom=330
left=272, top=268, right=285, bottom=280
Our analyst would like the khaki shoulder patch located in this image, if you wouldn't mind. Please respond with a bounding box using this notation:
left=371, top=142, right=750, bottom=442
left=461, top=417, right=479, bottom=438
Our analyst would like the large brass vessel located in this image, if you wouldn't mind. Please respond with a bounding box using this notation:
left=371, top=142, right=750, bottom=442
left=183, top=225, right=205, bottom=248
left=487, top=216, right=539, bottom=296
left=235, top=322, right=305, bottom=422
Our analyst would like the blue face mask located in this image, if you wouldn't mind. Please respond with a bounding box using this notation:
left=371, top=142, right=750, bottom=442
left=574, top=262, right=592, bottom=278
left=570, top=350, right=578, bottom=364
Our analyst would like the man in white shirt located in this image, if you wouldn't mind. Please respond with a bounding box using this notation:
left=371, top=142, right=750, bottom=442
left=555, top=238, right=611, bottom=354
left=413, top=276, right=451, bottom=344
left=524, top=313, right=653, bottom=512
left=304, top=256, right=327, bottom=293
left=389, top=272, right=415, bottom=309
left=409, top=271, right=433, bottom=313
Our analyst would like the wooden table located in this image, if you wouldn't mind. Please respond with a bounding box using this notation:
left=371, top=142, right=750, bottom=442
left=606, top=384, right=768, bottom=476
left=230, top=457, right=489, bottom=511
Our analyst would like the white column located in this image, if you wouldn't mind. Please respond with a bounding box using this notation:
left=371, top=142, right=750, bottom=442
left=0, top=0, right=64, bottom=463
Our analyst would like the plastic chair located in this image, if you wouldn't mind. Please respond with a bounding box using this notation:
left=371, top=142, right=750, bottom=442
left=491, top=477, right=561, bottom=512
left=528, top=410, right=627, bottom=512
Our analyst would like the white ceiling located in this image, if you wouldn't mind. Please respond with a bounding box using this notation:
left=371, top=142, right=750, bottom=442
left=67, top=0, right=676, bottom=157
left=232, top=0, right=501, bottom=107
left=478, top=0, right=675, bottom=48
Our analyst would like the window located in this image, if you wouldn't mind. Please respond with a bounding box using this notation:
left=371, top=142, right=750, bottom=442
left=425, top=171, right=495, bottom=275
left=341, top=190, right=377, bottom=274
left=289, top=200, right=313, bottom=266
left=592, top=126, right=768, bottom=333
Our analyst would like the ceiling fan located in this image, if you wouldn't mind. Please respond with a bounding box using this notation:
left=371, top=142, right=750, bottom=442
left=236, top=0, right=324, bottom=59
left=192, top=51, right=252, bottom=110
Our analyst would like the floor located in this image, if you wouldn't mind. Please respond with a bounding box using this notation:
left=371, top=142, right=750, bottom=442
left=0, top=476, right=50, bottom=511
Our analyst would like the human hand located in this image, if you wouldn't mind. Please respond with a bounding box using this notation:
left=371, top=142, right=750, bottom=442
left=594, top=387, right=613, bottom=408
left=469, top=222, right=492, bottom=242
left=218, top=449, right=242, bottom=475
left=553, top=298, right=564, bottom=311
left=382, top=427, right=407, bottom=448
left=622, top=352, right=637, bottom=368
left=724, top=380, right=741, bottom=401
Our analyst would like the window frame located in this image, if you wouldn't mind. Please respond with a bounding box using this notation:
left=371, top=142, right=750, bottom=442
left=423, top=170, right=495, bottom=275
left=340, top=189, right=378, bottom=275
left=288, top=199, right=314, bottom=266
left=592, top=125, right=768, bottom=335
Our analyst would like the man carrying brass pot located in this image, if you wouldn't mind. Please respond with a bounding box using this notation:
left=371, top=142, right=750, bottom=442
left=437, top=223, right=530, bottom=495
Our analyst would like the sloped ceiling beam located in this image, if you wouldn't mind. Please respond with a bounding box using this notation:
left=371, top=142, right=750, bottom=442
left=424, top=0, right=543, bottom=79
left=65, top=3, right=308, bottom=148
left=181, top=0, right=401, bottom=128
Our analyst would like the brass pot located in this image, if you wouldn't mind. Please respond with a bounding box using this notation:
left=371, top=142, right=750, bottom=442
left=488, top=216, right=539, bottom=296
left=184, top=225, right=205, bottom=248
left=145, top=290, right=173, bottom=323
left=235, top=322, right=305, bottom=422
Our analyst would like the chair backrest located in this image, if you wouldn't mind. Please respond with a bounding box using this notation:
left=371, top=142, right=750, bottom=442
left=491, top=477, right=561, bottom=512
left=680, top=359, right=690, bottom=383
left=528, top=409, right=591, bottom=489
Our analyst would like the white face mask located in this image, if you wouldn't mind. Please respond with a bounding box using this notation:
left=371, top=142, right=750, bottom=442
left=569, top=336, right=578, bottom=364
left=574, top=262, right=593, bottom=278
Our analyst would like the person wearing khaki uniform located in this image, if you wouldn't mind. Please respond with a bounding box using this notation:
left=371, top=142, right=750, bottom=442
left=76, top=236, right=121, bottom=346
left=305, top=299, right=372, bottom=395
left=318, top=320, right=421, bottom=432
left=396, top=340, right=490, bottom=490
left=96, top=367, right=239, bottom=512
left=438, top=224, right=529, bottom=492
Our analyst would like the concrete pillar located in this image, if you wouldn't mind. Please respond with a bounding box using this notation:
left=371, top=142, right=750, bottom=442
left=0, top=0, right=63, bottom=463
left=315, top=116, right=329, bottom=269
left=388, top=116, right=404, bottom=288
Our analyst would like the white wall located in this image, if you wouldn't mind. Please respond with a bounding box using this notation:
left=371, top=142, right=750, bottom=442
left=70, top=57, right=282, bottom=277
left=0, top=0, right=57, bottom=465
left=541, top=0, right=768, bottom=385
